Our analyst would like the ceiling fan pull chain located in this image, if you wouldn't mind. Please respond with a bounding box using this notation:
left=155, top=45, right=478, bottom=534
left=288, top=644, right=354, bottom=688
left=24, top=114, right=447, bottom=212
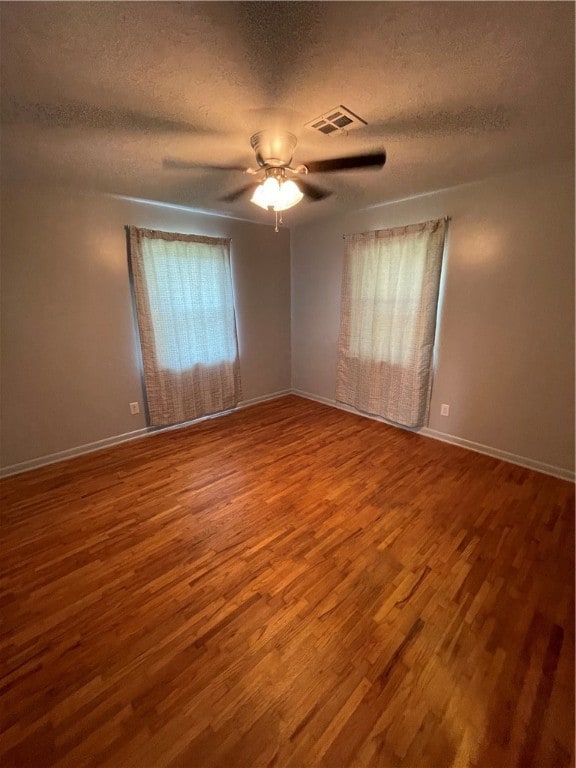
left=275, top=210, right=279, bottom=233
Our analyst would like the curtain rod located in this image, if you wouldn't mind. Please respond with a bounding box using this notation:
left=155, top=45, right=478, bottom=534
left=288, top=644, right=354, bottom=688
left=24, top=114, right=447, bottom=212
left=342, top=216, right=451, bottom=239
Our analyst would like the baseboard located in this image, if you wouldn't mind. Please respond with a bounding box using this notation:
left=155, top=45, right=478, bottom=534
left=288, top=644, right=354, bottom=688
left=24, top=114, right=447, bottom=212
left=292, top=389, right=575, bottom=482
left=292, top=389, right=425, bottom=434
left=0, top=428, right=151, bottom=478
left=3, top=388, right=572, bottom=483
left=420, top=427, right=575, bottom=482
left=238, top=390, right=292, bottom=408
left=0, top=390, right=292, bottom=478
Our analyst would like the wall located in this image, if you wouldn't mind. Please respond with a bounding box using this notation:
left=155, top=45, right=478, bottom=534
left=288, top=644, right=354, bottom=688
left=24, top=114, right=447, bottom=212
left=291, top=161, right=575, bottom=475
left=2, top=162, right=574, bottom=477
left=0, top=185, right=291, bottom=469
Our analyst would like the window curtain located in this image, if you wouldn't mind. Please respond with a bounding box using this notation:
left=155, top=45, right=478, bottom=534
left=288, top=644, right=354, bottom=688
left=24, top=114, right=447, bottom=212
left=336, top=218, right=446, bottom=428
left=128, top=226, right=241, bottom=426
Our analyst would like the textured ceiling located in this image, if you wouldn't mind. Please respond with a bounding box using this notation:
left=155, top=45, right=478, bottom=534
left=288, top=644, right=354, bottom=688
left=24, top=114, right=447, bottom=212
left=1, top=2, right=574, bottom=226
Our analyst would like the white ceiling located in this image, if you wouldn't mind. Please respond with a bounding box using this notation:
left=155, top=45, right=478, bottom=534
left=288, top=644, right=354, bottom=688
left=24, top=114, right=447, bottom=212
left=1, top=2, right=574, bottom=226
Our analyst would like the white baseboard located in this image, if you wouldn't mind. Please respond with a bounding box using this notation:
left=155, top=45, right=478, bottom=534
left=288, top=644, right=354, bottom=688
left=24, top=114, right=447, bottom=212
left=239, top=390, right=292, bottom=408
left=0, top=428, right=151, bottom=478
left=419, top=427, right=575, bottom=482
left=292, top=389, right=575, bottom=482
left=292, top=389, right=423, bottom=433
left=2, top=388, right=572, bottom=483
left=0, top=390, right=291, bottom=478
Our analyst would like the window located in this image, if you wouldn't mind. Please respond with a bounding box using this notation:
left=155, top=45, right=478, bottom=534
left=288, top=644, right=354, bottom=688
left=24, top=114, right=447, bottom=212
left=140, top=236, right=238, bottom=371
left=128, top=227, right=241, bottom=426
left=337, top=219, right=446, bottom=428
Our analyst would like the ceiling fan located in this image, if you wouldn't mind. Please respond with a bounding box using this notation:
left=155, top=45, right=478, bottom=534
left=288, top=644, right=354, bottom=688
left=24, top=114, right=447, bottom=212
left=164, top=129, right=386, bottom=224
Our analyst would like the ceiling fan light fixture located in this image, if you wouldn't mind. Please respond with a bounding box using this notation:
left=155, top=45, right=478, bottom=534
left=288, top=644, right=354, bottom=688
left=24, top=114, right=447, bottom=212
left=250, top=176, right=280, bottom=209
left=250, top=175, right=303, bottom=213
left=273, top=179, right=304, bottom=211
left=262, top=176, right=281, bottom=199
left=249, top=184, right=269, bottom=210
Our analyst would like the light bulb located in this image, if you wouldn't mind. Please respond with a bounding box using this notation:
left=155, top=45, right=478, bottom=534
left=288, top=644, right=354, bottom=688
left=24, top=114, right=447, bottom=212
left=250, top=176, right=281, bottom=209
left=250, top=183, right=270, bottom=210
left=274, top=179, right=304, bottom=211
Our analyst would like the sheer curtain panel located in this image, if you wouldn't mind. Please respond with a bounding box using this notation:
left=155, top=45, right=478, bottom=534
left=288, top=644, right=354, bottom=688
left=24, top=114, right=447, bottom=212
left=128, top=227, right=241, bottom=426
left=336, top=218, right=446, bottom=428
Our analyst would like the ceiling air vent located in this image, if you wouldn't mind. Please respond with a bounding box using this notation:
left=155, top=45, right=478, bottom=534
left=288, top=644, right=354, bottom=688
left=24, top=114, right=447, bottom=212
left=305, top=105, right=367, bottom=135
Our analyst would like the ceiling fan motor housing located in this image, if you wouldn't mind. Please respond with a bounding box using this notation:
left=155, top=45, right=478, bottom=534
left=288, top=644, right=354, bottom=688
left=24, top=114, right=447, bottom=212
left=250, top=130, right=297, bottom=168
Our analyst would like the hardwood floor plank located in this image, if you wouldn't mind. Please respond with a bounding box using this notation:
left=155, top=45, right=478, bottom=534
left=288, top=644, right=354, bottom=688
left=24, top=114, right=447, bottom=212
left=1, top=395, right=573, bottom=767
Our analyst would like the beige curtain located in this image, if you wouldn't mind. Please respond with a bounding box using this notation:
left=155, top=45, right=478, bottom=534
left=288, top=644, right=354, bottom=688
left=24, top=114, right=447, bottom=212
left=336, top=218, right=446, bottom=428
left=128, top=227, right=241, bottom=426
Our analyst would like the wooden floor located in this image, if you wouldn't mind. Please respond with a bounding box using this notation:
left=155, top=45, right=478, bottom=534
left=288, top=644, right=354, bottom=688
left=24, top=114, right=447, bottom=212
left=1, top=395, right=574, bottom=768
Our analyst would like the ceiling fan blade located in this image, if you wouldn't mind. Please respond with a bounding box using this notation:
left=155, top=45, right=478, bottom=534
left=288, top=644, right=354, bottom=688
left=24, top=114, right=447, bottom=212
left=304, top=151, right=386, bottom=174
left=1, top=99, right=214, bottom=135
left=219, top=183, right=257, bottom=203
left=296, top=178, right=332, bottom=201
left=365, top=106, right=512, bottom=138
left=164, top=158, right=248, bottom=172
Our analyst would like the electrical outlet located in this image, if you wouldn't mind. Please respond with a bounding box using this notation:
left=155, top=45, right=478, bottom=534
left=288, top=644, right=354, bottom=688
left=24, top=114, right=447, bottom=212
left=440, top=403, right=450, bottom=416
left=129, top=402, right=140, bottom=415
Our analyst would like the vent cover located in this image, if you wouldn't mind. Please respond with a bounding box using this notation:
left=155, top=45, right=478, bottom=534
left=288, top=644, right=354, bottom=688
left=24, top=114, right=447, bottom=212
left=305, top=105, right=367, bottom=135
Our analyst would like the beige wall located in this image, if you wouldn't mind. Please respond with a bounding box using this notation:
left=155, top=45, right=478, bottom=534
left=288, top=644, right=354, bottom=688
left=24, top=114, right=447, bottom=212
left=2, top=162, right=574, bottom=475
left=291, top=161, right=575, bottom=474
left=0, top=185, right=291, bottom=468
